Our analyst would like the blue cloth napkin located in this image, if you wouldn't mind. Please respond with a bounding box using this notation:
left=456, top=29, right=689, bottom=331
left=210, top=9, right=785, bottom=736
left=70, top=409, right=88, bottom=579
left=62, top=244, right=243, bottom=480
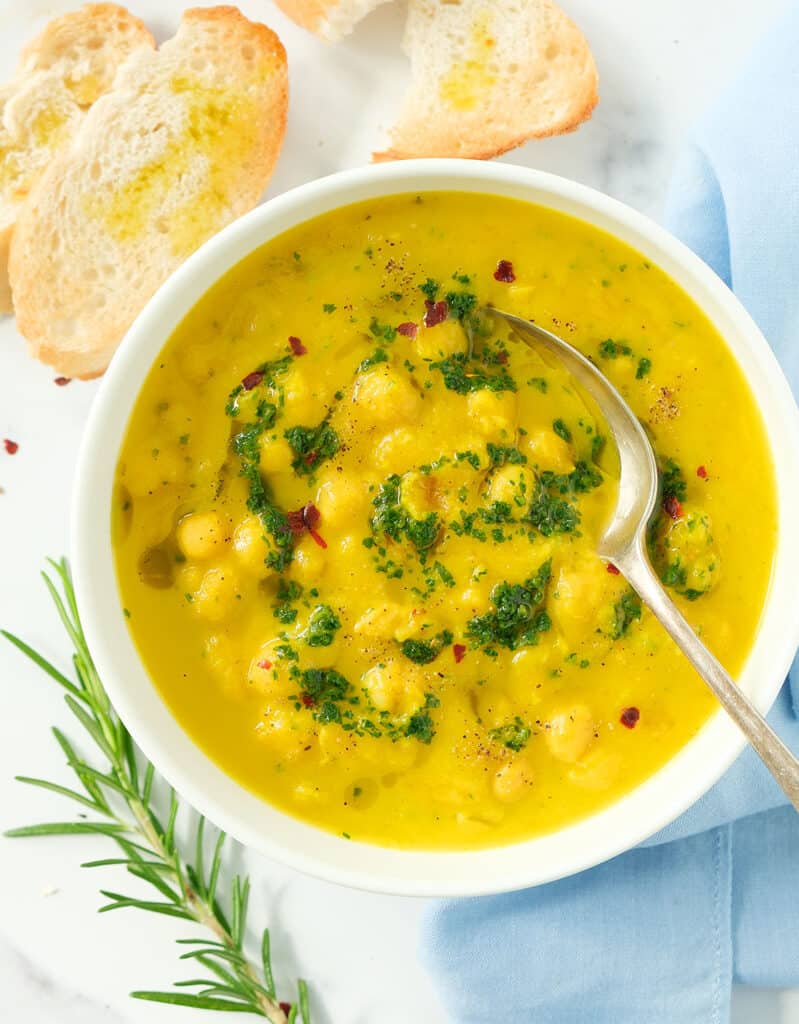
left=421, top=8, right=799, bottom=1021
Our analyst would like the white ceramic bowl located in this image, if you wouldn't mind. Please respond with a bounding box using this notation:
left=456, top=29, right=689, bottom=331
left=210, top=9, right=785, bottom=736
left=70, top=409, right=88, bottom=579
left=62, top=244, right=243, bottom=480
left=72, top=159, right=799, bottom=897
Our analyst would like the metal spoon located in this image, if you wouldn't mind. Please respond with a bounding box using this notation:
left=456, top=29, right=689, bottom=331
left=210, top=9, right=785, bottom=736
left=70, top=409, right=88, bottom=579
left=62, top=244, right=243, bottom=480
left=487, top=307, right=799, bottom=811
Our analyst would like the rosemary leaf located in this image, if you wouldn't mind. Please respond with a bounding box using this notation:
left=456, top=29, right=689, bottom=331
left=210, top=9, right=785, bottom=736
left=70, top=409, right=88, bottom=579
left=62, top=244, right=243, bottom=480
left=3, top=559, right=312, bottom=1024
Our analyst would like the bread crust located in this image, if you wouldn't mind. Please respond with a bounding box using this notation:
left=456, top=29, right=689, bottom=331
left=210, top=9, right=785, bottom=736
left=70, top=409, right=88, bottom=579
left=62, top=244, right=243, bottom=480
left=373, top=0, right=598, bottom=162
left=275, top=0, right=391, bottom=40
left=9, top=6, right=288, bottom=378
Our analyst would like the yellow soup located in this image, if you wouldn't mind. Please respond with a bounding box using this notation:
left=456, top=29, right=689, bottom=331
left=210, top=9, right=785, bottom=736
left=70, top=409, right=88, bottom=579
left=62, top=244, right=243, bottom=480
left=113, top=192, right=776, bottom=849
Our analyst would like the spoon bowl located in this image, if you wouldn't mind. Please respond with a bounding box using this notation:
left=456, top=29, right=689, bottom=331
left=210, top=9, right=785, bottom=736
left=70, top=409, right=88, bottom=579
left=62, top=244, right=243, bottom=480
left=489, top=306, right=799, bottom=811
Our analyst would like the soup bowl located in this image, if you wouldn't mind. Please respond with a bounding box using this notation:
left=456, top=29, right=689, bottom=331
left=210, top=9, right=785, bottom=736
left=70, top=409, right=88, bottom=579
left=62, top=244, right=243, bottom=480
left=72, top=159, right=799, bottom=896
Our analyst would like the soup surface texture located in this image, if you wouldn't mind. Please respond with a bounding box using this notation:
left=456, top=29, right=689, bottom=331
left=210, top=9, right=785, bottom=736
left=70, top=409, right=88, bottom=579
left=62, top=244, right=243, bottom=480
left=113, top=192, right=776, bottom=849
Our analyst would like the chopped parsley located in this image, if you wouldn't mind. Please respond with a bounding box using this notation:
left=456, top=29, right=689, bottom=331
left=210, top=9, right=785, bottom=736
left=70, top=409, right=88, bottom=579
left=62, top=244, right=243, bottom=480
left=400, top=630, right=453, bottom=665
left=487, top=443, right=527, bottom=467
left=430, top=352, right=516, bottom=395
left=467, top=561, right=552, bottom=652
left=322, top=303, right=336, bottom=313
left=419, top=277, right=440, bottom=302
left=444, top=288, right=478, bottom=321
left=599, top=339, right=633, bottom=359
left=455, top=450, right=481, bottom=469
left=284, top=421, right=340, bottom=477
left=636, top=357, right=652, bottom=379
left=612, top=590, right=642, bottom=639
left=358, top=348, right=389, bottom=372
left=489, top=717, right=531, bottom=752
left=659, top=456, right=687, bottom=502
left=371, top=475, right=440, bottom=556
left=369, top=318, right=397, bottom=342
left=305, top=604, right=341, bottom=647
left=552, top=418, right=572, bottom=444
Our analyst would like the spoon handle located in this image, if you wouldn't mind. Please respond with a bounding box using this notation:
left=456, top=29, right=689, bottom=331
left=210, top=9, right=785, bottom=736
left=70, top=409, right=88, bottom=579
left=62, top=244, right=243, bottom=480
left=618, top=551, right=799, bottom=812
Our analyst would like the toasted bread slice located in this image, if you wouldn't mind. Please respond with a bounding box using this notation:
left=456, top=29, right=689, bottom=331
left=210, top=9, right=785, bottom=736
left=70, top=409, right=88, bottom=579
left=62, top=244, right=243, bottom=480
left=0, top=4, right=154, bottom=313
left=10, top=7, right=288, bottom=380
left=17, top=3, right=154, bottom=107
left=374, top=0, right=598, bottom=161
left=275, top=0, right=393, bottom=41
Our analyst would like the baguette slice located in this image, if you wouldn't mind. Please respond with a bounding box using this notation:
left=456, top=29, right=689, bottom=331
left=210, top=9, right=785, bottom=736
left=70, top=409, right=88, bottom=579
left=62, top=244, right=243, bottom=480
left=374, top=0, right=598, bottom=161
left=17, top=3, right=154, bottom=108
left=0, top=4, right=154, bottom=313
left=10, top=6, right=288, bottom=380
left=275, top=0, right=393, bottom=41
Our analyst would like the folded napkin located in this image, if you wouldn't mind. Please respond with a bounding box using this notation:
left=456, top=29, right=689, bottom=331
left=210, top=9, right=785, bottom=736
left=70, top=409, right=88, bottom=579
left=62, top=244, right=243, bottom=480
left=421, top=8, right=799, bottom=1021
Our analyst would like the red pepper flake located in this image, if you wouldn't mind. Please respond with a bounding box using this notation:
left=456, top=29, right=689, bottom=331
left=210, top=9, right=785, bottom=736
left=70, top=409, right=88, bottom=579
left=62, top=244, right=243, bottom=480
left=302, top=503, right=321, bottom=530
left=309, top=528, right=328, bottom=550
left=287, top=509, right=306, bottom=534
left=241, top=370, right=263, bottom=391
left=3, top=439, right=18, bottom=455
left=397, top=321, right=418, bottom=338
left=606, top=563, right=620, bottom=575
left=54, top=376, right=72, bottom=386
left=423, top=300, right=448, bottom=328
left=494, top=259, right=516, bottom=283
left=496, top=350, right=509, bottom=364
left=279, top=1003, right=292, bottom=1015
left=304, top=450, right=320, bottom=466
left=288, top=502, right=322, bottom=536
left=257, top=659, right=273, bottom=671
left=289, top=335, right=307, bottom=356
left=663, top=495, right=683, bottom=520
left=300, top=694, right=315, bottom=708
left=696, top=465, right=708, bottom=479
left=620, top=706, right=640, bottom=729
left=453, top=643, right=466, bottom=664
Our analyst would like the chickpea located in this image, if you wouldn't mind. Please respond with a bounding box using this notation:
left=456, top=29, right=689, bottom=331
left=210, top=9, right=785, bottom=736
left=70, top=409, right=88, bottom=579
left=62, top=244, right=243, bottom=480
left=352, top=366, right=421, bottom=423
left=177, top=511, right=226, bottom=561
left=521, top=428, right=574, bottom=474
left=232, top=515, right=273, bottom=576
left=375, top=426, right=417, bottom=473
left=315, top=477, right=366, bottom=522
left=193, top=566, right=240, bottom=622
left=493, top=758, right=535, bottom=803
left=546, top=704, right=595, bottom=763
left=415, top=320, right=466, bottom=360
left=292, top=536, right=327, bottom=586
left=466, top=389, right=517, bottom=440
left=488, top=465, right=536, bottom=507
left=361, top=662, right=423, bottom=716
left=259, top=434, right=294, bottom=475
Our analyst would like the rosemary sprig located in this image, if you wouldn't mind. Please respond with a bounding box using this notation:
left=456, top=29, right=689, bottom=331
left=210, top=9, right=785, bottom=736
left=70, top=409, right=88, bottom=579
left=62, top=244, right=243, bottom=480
left=3, top=558, right=311, bottom=1022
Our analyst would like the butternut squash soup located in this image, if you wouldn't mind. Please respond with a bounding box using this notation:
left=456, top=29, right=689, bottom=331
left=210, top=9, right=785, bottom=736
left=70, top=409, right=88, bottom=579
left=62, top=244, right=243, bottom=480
left=113, top=192, right=776, bottom=849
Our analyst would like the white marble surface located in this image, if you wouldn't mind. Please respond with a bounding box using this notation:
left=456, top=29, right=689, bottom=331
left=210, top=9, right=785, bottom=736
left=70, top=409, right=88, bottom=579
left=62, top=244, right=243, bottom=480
left=0, top=0, right=796, bottom=1020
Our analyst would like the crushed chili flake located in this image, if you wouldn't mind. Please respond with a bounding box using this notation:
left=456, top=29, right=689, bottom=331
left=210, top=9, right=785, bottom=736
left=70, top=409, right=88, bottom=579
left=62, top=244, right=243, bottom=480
left=3, top=439, right=18, bottom=455
left=620, top=706, right=640, bottom=729
left=423, top=299, right=448, bottom=328
left=496, top=350, right=509, bottom=364
left=54, top=376, right=72, bottom=386
left=696, top=465, right=708, bottom=479
left=302, top=503, right=321, bottom=530
left=289, top=335, right=307, bottom=356
left=304, top=450, right=320, bottom=466
left=288, top=502, right=321, bottom=534
left=279, top=1003, right=292, bottom=1015
left=606, top=563, right=620, bottom=575
left=257, top=659, right=273, bottom=671
left=300, top=694, right=315, bottom=708
left=241, top=370, right=263, bottom=391
left=453, top=643, right=466, bottom=664
left=397, top=321, right=418, bottom=338
left=663, top=495, right=683, bottom=520
left=494, top=259, right=516, bottom=283
left=309, top=528, right=328, bottom=549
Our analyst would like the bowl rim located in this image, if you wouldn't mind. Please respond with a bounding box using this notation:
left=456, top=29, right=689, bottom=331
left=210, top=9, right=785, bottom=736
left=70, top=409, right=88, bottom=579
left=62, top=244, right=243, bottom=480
left=72, top=158, right=799, bottom=897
